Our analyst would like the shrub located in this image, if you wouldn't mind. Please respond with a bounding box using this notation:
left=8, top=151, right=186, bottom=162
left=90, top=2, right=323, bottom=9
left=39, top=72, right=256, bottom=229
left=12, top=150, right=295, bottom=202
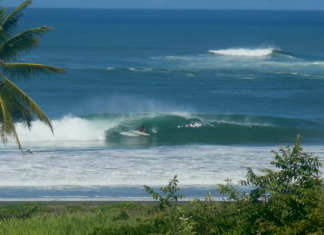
left=144, top=175, right=185, bottom=211
left=218, top=135, right=324, bottom=234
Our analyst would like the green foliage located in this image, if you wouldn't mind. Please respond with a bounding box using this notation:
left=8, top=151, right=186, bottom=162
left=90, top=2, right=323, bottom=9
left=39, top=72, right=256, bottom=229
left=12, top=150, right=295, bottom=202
left=2, top=63, right=64, bottom=79
left=112, top=210, right=129, bottom=221
left=89, top=219, right=160, bottom=235
left=189, top=193, right=241, bottom=235
left=219, top=135, right=324, bottom=234
left=66, top=205, right=83, bottom=213
left=96, top=202, right=139, bottom=212
left=0, top=203, right=43, bottom=220
left=0, top=0, right=65, bottom=151
left=0, top=0, right=32, bottom=40
left=144, top=176, right=197, bottom=235
left=144, top=175, right=185, bottom=211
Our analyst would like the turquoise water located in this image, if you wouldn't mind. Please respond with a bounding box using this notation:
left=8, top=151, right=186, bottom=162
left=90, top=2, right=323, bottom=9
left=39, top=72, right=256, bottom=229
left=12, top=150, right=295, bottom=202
left=0, top=9, right=324, bottom=200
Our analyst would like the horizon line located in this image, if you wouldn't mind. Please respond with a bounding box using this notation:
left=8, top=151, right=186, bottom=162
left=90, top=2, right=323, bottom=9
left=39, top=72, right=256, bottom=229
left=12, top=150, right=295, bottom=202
left=7, top=7, right=324, bottom=11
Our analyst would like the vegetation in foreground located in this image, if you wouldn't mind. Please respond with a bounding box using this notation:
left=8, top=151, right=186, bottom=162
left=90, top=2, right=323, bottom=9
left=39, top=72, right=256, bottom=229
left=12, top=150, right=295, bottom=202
left=0, top=135, right=324, bottom=235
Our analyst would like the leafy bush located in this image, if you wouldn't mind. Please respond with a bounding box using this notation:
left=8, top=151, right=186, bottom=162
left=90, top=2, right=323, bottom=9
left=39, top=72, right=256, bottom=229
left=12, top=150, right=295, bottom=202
left=144, top=175, right=185, bottom=211
left=217, top=135, right=324, bottom=234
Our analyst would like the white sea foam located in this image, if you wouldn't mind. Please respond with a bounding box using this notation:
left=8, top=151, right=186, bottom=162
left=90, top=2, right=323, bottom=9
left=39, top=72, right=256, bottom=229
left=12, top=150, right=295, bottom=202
left=13, top=115, right=115, bottom=142
left=0, top=145, right=323, bottom=188
left=127, top=67, right=153, bottom=72
left=208, top=48, right=275, bottom=57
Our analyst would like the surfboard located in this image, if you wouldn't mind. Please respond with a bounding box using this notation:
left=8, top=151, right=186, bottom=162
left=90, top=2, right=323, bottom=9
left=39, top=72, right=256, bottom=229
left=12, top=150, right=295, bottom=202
left=134, top=131, right=150, bottom=136
left=120, top=131, right=150, bottom=137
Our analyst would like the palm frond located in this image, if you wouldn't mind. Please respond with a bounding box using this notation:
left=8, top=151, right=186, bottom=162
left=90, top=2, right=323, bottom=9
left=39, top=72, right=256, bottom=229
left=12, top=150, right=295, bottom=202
left=2, top=63, right=65, bottom=80
left=1, top=75, right=53, bottom=133
left=0, top=85, right=16, bottom=144
left=0, top=0, right=32, bottom=41
left=12, top=126, right=23, bottom=152
left=11, top=99, right=33, bottom=129
left=0, top=26, right=51, bottom=61
left=0, top=7, right=7, bottom=26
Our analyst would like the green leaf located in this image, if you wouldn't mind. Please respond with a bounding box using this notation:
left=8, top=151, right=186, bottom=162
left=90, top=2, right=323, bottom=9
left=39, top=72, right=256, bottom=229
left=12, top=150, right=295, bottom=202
left=1, top=75, right=53, bottom=134
left=0, top=0, right=32, bottom=41
left=2, top=63, right=65, bottom=80
left=0, top=26, right=51, bottom=61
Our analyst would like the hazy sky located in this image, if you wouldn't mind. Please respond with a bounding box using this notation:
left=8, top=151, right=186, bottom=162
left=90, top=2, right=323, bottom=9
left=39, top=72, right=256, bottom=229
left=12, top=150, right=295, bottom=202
left=3, top=0, right=324, bottom=10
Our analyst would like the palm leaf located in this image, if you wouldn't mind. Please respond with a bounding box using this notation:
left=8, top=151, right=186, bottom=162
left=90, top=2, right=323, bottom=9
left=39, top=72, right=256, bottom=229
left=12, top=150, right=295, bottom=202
left=0, top=85, right=16, bottom=144
left=1, top=75, right=53, bottom=133
left=0, top=7, right=7, bottom=27
left=0, top=0, right=32, bottom=41
left=2, top=63, right=65, bottom=79
left=12, top=126, right=23, bottom=152
left=0, top=26, right=51, bottom=61
left=11, top=98, right=33, bottom=129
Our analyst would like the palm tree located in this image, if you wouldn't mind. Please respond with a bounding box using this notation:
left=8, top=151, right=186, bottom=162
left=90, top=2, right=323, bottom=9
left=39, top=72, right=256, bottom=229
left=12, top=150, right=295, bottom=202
left=0, top=0, right=65, bottom=151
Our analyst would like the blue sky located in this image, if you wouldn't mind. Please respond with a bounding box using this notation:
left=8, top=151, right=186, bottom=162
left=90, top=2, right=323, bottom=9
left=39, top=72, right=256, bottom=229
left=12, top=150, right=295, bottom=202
left=3, top=0, right=324, bottom=10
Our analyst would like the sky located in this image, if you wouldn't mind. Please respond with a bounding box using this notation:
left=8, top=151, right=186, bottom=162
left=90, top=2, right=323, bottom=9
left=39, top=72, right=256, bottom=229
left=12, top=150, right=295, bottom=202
left=3, top=0, right=324, bottom=10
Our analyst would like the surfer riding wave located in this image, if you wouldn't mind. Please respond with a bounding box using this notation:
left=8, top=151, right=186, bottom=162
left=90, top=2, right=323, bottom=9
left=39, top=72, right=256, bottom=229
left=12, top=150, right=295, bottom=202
left=138, top=125, right=145, bottom=133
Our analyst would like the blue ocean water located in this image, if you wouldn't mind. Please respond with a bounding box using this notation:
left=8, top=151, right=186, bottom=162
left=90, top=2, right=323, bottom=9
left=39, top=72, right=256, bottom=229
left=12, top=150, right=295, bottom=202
left=0, top=9, right=324, bottom=201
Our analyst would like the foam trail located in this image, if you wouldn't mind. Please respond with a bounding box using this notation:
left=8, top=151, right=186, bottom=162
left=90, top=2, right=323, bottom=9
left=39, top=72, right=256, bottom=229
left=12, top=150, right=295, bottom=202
left=208, top=48, right=275, bottom=57
left=14, top=115, right=115, bottom=142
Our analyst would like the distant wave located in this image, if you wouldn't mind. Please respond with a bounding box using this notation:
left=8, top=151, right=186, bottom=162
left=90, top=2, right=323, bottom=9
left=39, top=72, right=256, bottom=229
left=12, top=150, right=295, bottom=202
left=266, top=71, right=324, bottom=79
left=105, top=67, right=154, bottom=72
left=270, top=71, right=312, bottom=77
left=310, top=61, right=324, bottom=66
left=208, top=48, right=276, bottom=57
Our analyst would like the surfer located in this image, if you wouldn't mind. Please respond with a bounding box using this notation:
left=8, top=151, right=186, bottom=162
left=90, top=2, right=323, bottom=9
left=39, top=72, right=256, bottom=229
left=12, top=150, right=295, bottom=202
left=23, top=149, right=33, bottom=154
left=138, top=125, right=145, bottom=133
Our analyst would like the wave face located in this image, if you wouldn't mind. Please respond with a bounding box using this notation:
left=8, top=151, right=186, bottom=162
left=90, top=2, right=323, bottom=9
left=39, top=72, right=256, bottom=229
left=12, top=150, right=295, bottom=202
left=106, top=113, right=324, bottom=145
left=14, top=113, right=324, bottom=146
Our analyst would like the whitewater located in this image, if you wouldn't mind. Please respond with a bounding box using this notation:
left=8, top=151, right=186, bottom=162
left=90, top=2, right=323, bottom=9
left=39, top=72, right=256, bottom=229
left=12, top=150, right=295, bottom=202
left=1, top=9, right=324, bottom=201
left=208, top=48, right=276, bottom=57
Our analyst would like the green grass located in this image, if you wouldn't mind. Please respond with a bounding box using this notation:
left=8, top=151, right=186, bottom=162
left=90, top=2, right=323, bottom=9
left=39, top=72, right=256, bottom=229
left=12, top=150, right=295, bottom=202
left=0, top=202, right=153, bottom=235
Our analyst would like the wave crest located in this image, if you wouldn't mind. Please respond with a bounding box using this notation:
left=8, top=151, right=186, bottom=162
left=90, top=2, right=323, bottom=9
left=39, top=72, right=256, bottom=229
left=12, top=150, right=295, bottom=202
left=208, top=48, right=276, bottom=57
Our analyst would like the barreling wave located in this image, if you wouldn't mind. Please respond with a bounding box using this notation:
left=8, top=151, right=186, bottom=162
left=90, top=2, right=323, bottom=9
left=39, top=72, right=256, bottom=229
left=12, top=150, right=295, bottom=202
left=12, top=113, right=324, bottom=146
left=103, top=113, right=324, bottom=145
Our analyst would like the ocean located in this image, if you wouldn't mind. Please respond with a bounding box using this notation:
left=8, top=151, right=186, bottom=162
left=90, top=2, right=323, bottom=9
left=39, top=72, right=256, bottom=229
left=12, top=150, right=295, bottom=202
left=0, top=9, right=324, bottom=201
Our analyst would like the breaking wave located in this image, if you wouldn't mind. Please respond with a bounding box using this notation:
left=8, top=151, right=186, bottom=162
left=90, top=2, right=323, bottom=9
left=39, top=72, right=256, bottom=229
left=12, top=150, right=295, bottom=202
left=209, top=48, right=274, bottom=57
left=208, top=48, right=298, bottom=59
left=12, top=113, right=324, bottom=146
